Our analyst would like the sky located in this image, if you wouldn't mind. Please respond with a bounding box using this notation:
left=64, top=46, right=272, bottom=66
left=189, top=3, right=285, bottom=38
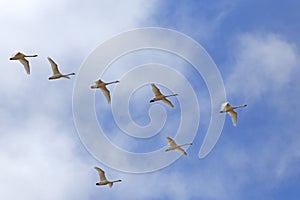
left=0, top=0, right=300, bottom=199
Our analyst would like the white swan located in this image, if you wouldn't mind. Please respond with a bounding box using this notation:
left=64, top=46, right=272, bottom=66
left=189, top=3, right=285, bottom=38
left=94, top=167, right=122, bottom=188
left=220, top=102, right=247, bottom=126
left=165, top=137, right=192, bottom=156
left=150, top=83, right=178, bottom=108
left=9, top=52, right=37, bottom=75
left=90, top=79, right=120, bottom=104
left=47, top=57, right=75, bottom=80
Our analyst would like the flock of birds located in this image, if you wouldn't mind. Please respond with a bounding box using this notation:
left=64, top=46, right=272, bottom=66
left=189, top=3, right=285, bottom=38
left=10, top=51, right=247, bottom=188
left=9, top=52, right=75, bottom=79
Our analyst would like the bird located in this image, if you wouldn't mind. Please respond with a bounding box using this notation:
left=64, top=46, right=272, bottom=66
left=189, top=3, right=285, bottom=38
left=165, top=137, right=192, bottom=156
left=150, top=83, right=178, bottom=108
left=94, top=166, right=122, bottom=188
left=9, top=52, right=38, bottom=75
left=90, top=79, right=120, bottom=104
left=47, top=57, right=75, bottom=80
left=220, top=101, right=247, bottom=126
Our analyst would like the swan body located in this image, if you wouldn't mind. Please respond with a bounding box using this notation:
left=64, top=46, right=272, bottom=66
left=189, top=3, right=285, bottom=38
left=90, top=79, right=119, bottom=104
left=150, top=83, right=178, bottom=108
left=94, top=167, right=121, bottom=188
left=47, top=57, right=75, bottom=80
left=165, top=137, right=192, bottom=156
left=220, top=101, right=247, bottom=126
left=9, top=52, right=37, bottom=74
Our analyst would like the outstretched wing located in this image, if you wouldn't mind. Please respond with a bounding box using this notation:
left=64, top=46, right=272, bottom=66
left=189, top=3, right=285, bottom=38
left=19, top=58, right=30, bottom=74
left=176, top=147, right=187, bottom=156
left=228, top=110, right=237, bottom=126
left=220, top=102, right=230, bottom=112
left=11, top=52, right=23, bottom=59
left=100, top=86, right=111, bottom=104
left=166, top=137, right=177, bottom=148
left=95, top=79, right=104, bottom=84
left=162, top=98, right=174, bottom=108
left=151, top=83, right=163, bottom=97
left=47, top=57, right=60, bottom=75
left=94, top=167, right=107, bottom=181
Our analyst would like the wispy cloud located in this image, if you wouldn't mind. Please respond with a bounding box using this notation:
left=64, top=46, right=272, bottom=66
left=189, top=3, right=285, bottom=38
left=225, top=33, right=299, bottom=102
left=0, top=115, right=93, bottom=200
left=0, top=1, right=161, bottom=200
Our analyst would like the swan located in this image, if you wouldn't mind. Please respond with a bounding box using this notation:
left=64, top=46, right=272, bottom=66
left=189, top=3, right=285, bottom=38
left=165, top=137, right=192, bottom=156
left=150, top=83, right=178, bottom=108
left=220, top=101, right=247, bottom=126
left=90, top=79, right=120, bottom=104
left=94, top=167, right=122, bottom=188
left=9, top=52, right=37, bottom=75
left=47, top=57, right=75, bottom=80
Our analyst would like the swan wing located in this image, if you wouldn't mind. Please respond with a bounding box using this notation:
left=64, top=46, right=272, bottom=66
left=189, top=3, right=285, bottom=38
left=162, top=98, right=174, bottom=108
left=19, top=58, right=30, bottom=74
left=94, top=167, right=107, bottom=181
left=166, top=137, right=177, bottom=148
left=95, top=79, right=104, bottom=84
left=220, top=102, right=230, bottom=112
left=228, top=110, right=237, bottom=126
left=11, top=52, right=23, bottom=59
left=176, top=147, right=187, bottom=156
left=151, top=83, right=163, bottom=97
left=47, top=57, right=60, bottom=75
left=100, top=86, right=111, bottom=104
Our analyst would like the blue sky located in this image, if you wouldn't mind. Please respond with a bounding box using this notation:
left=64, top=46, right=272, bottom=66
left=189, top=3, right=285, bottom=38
left=1, top=0, right=299, bottom=199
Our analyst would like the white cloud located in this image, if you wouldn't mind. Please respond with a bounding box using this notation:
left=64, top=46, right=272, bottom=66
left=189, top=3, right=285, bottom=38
left=225, top=33, right=299, bottom=102
left=2, top=1, right=300, bottom=199
left=0, top=1, right=161, bottom=200
left=0, top=115, right=94, bottom=200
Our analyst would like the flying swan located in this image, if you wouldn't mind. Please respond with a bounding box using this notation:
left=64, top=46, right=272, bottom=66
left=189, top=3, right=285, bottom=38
left=90, top=79, right=120, bottom=104
left=47, top=57, right=75, bottom=80
left=165, top=137, right=192, bottom=156
left=94, top=166, right=122, bottom=188
left=220, top=101, right=247, bottom=126
left=9, top=52, right=37, bottom=75
left=150, top=83, right=178, bottom=108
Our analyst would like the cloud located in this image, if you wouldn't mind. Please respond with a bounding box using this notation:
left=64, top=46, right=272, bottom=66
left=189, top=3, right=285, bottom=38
left=0, top=1, right=162, bottom=200
left=225, top=33, right=299, bottom=102
left=151, top=0, right=237, bottom=42
left=0, top=115, right=94, bottom=200
left=2, top=1, right=300, bottom=199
